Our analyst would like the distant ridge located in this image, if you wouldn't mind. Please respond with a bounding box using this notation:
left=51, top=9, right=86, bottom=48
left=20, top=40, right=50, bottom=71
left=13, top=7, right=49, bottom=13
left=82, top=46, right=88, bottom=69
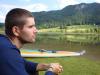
left=32, top=3, right=100, bottom=28
left=1, top=3, right=100, bottom=28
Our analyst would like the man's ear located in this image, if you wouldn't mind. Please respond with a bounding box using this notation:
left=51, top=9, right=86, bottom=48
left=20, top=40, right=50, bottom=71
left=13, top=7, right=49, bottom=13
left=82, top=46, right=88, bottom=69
left=12, top=26, right=20, bottom=36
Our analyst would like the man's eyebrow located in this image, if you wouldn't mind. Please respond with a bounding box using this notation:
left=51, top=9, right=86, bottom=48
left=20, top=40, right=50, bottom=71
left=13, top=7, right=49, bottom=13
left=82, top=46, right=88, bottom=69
left=29, top=24, right=35, bottom=26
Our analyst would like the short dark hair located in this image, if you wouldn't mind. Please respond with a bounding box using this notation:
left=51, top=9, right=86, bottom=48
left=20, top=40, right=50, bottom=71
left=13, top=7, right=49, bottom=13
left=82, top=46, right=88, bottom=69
left=5, top=8, right=33, bottom=37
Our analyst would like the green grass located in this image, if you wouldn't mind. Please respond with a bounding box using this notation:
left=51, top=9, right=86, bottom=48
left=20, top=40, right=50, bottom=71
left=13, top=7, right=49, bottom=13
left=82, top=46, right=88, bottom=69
left=0, top=29, right=4, bottom=34
left=0, top=25, right=100, bottom=34
left=26, top=57, right=100, bottom=75
left=38, top=25, right=100, bottom=34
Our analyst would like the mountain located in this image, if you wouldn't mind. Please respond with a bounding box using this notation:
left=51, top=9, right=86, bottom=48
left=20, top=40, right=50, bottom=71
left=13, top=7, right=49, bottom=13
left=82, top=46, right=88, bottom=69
left=32, top=3, right=100, bottom=28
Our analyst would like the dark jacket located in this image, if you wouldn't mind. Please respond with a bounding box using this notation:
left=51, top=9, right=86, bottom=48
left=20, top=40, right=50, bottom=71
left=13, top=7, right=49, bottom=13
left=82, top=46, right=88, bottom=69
left=0, top=34, right=54, bottom=75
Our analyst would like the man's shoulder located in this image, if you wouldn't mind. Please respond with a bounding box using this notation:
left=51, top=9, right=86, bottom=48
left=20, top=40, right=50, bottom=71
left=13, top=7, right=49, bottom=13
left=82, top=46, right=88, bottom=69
left=0, top=34, right=14, bottom=47
left=0, top=34, right=9, bottom=49
left=0, top=34, right=6, bottom=38
left=0, top=34, right=8, bottom=43
left=0, top=34, right=20, bottom=54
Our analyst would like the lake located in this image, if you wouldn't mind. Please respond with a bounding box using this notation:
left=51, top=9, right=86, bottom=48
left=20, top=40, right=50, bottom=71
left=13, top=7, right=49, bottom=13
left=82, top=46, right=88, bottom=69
left=23, top=34, right=100, bottom=61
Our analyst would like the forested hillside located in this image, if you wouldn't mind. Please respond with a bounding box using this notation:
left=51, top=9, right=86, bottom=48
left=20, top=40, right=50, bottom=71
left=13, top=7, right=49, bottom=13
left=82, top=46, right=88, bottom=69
left=0, top=3, right=100, bottom=29
left=32, top=3, right=100, bottom=28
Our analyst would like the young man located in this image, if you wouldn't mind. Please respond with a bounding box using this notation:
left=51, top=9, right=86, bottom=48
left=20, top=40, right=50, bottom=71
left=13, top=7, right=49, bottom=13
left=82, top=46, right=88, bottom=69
left=0, top=8, right=63, bottom=75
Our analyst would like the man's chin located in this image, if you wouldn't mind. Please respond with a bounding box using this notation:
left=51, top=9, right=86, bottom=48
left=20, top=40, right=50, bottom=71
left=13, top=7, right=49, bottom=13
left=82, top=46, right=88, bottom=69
left=27, top=40, right=35, bottom=43
left=22, top=40, right=35, bottom=44
left=31, top=39, right=36, bottom=43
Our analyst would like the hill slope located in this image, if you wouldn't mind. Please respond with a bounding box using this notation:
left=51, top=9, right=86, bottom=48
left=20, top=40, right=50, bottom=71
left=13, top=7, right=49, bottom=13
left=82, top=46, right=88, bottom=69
left=32, top=3, right=100, bottom=28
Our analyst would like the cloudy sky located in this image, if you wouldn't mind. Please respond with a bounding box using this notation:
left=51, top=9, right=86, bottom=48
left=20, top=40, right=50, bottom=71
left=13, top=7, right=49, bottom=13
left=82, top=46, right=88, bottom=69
left=0, top=0, right=100, bottom=22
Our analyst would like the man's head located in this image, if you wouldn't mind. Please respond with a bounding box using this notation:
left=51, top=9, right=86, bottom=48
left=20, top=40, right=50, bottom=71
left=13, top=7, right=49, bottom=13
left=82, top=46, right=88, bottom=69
left=5, top=8, right=38, bottom=43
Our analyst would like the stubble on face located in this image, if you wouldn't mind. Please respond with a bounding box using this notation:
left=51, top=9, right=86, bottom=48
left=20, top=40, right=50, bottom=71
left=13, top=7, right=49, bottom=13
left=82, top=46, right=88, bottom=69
left=18, top=17, right=37, bottom=44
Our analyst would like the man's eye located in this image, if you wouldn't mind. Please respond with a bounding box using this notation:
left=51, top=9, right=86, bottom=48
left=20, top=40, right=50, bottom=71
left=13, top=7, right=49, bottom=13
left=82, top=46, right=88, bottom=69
left=29, top=26, right=33, bottom=28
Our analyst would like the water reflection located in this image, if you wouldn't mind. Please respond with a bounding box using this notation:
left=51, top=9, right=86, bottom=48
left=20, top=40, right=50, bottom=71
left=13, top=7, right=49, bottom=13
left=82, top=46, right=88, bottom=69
left=37, top=34, right=100, bottom=45
left=23, top=34, right=100, bottom=60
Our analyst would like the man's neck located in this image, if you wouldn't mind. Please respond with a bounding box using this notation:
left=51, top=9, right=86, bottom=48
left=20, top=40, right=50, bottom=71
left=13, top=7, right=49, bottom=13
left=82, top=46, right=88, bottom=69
left=9, top=37, right=23, bottom=49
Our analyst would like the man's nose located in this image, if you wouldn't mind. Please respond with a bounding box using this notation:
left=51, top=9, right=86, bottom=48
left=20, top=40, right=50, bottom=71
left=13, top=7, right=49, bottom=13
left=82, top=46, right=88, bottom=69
left=34, top=27, right=38, bottom=33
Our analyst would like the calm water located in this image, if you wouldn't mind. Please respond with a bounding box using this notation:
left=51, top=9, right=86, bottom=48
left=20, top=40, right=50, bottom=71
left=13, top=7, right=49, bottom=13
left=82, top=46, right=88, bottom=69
left=23, top=34, right=100, bottom=61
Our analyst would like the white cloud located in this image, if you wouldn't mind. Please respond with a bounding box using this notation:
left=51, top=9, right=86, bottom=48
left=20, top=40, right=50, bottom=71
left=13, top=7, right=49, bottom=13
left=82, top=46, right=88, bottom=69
left=95, top=0, right=100, bottom=3
left=0, top=4, right=16, bottom=22
left=19, top=0, right=32, bottom=2
left=25, top=3, right=48, bottom=12
left=24, top=0, right=31, bottom=2
left=0, top=3, right=48, bottom=22
left=57, top=0, right=79, bottom=9
left=0, top=15, right=5, bottom=22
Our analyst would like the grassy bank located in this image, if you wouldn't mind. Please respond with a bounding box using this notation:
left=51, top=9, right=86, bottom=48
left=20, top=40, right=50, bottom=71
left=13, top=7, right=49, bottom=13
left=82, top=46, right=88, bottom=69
left=26, top=57, right=100, bottom=75
left=38, top=25, right=100, bottom=35
left=0, top=25, right=100, bottom=35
